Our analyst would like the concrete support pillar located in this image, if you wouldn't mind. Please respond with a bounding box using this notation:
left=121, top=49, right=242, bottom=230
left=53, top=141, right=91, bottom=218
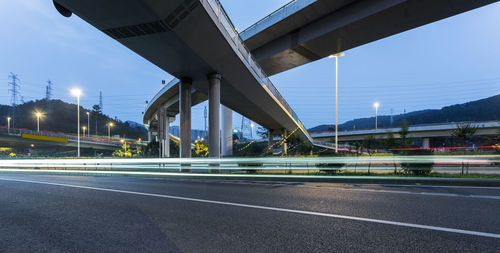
left=147, top=130, right=151, bottom=143
left=163, top=114, right=171, bottom=158
left=208, top=74, right=221, bottom=158
left=282, top=129, right=288, bottom=156
left=268, top=129, right=273, bottom=148
left=158, top=107, right=165, bottom=158
left=179, top=78, right=192, bottom=158
left=221, top=105, right=232, bottom=157
left=422, top=138, right=430, bottom=149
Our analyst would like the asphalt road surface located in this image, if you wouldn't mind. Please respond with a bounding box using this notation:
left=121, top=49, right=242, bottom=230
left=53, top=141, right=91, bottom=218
left=0, top=172, right=499, bottom=252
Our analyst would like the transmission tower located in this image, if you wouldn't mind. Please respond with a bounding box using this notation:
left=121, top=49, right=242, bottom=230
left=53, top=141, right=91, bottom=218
left=8, top=73, right=20, bottom=127
left=99, top=91, right=103, bottom=111
left=45, top=80, right=53, bottom=100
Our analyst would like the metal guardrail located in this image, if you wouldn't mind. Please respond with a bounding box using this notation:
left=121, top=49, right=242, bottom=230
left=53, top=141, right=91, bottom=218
left=0, top=127, right=145, bottom=146
left=240, top=0, right=300, bottom=35
left=204, top=0, right=312, bottom=142
left=0, top=156, right=499, bottom=174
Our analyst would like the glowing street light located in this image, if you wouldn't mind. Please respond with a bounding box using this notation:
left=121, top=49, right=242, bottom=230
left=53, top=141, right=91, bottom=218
left=120, top=139, right=127, bottom=152
left=6, top=117, right=11, bottom=134
left=107, top=122, right=114, bottom=140
left=82, top=126, right=87, bottom=137
left=86, top=112, right=90, bottom=136
left=329, top=52, right=345, bottom=152
left=374, top=102, right=380, bottom=129
left=34, top=111, right=43, bottom=132
left=71, top=88, right=82, bottom=157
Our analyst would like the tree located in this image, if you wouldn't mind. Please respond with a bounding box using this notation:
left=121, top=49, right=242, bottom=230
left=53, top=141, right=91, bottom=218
left=194, top=141, right=209, bottom=157
left=384, top=132, right=396, bottom=150
left=452, top=122, right=478, bottom=148
left=362, top=135, right=378, bottom=174
left=452, top=122, right=478, bottom=174
left=398, top=120, right=410, bottom=150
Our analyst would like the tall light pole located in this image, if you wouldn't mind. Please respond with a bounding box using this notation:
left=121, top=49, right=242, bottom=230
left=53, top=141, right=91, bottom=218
left=107, top=122, right=114, bottom=140
left=7, top=117, right=11, bottom=134
left=329, top=52, right=345, bottom=153
left=86, top=112, right=90, bottom=136
left=120, top=139, right=127, bottom=152
left=35, top=112, right=42, bottom=132
left=374, top=102, right=380, bottom=129
left=71, top=88, right=82, bottom=157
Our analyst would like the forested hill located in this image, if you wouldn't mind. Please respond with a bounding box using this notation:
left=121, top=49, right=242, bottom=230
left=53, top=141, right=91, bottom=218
left=0, top=99, right=147, bottom=139
left=309, top=94, right=500, bottom=132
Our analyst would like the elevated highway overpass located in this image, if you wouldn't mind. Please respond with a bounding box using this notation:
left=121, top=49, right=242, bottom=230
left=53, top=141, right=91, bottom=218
left=241, top=0, right=498, bottom=76
left=53, top=0, right=499, bottom=158
left=311, top=121, right=500, bottom=148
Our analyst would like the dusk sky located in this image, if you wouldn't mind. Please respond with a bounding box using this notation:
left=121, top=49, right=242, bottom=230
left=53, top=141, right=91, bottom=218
left=1, top=0, right=500, bottom=136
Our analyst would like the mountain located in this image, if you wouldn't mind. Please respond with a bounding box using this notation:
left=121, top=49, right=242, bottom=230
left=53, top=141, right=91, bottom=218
left=309, top=94, right=500, bottom=132
left=0, top=99, right=147, bottom=139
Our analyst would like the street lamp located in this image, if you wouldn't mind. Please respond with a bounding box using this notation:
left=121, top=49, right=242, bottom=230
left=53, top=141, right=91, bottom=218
left=86, top=112, right=90, bottom=137
left=107, top=122, right=114, bottom=140
left=7, top=117, right=11, bottom=134
left=82, top=126, right=86, bottom=137
left=34, top=112, right=42, bottom=132
left=71, top=88, right=82, bottom=157
left=120, top=139, right=127, bottom=152
left=374, top=102, right=380, bottom=129
left=329, top=52, right=345, bottom=152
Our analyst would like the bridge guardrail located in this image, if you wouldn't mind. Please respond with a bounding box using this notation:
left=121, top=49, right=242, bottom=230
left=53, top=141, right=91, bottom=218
left=204, top=0, right=312, bottom=142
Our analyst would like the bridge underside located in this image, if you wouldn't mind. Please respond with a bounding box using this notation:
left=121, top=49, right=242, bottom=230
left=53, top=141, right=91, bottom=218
left=242, top=0, right=498, bottom=76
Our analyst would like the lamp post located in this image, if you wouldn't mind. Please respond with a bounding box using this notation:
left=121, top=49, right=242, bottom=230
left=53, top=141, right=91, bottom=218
left=35, top=112, right=42, bottom=132
left=374, top=102, right=380, bottom=129
left=120, top=139, right=127, bottom=152
left=82, top=126, right=86, bottom=137
left=329, top=52, right=345, bottom=153
left=71, top=88, right=82, bottom=157
left=7, top=117, right=11, bottom=134
left=86, top=112, right=90, bottom=137
left=107, top=122, right=114, bottom=140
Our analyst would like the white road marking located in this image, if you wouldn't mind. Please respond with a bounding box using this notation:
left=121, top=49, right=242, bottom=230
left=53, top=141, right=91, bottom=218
left=1, top=169, right=500, bottom=200
left=153, top=178, right=500, bottom=200
left=0, top=177, right=499, bottom=239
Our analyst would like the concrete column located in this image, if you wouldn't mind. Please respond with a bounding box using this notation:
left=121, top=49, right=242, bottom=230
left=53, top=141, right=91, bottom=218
left=268, top=129, right=273, bottom=148
left=282, top=129, right=288, bottom=156
left=158, top=107, right=165, bottom=158
left=208, top=74, right=221, bottom=158
left=147, top=130, right=151, bottom=143
left=221, top=105, right=232, bottom=157
left=179, top=78, right=192, bottom=158
left=422, top=138, right=430, bottom=149
left=163, top=113, right=170, bottom=158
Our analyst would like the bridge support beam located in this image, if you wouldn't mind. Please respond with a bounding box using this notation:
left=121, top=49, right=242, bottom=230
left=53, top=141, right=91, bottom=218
left=221, top=105, right=232, bottom=157
left=208, top=74, right=221, bottom=158
left=179, top=78, right=192, bottom=158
